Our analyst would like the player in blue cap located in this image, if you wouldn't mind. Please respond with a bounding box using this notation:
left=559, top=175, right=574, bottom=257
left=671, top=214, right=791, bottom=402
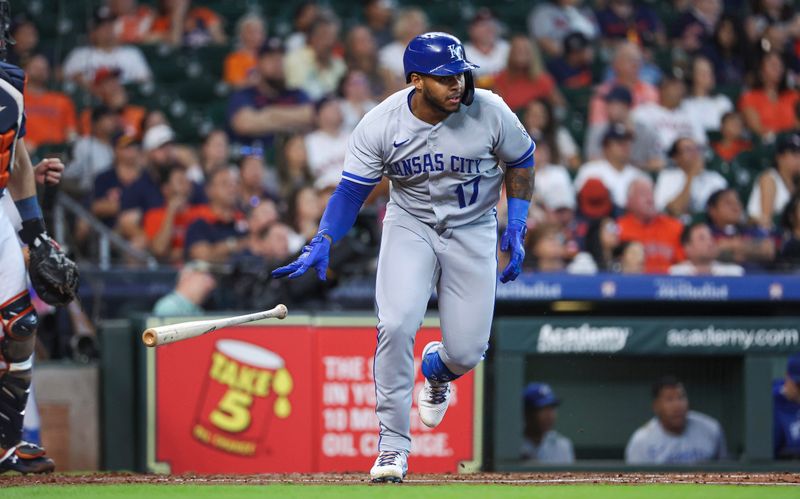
left=521, top=382, right=574, bottom=463
left=774, top=352, right=800, bottom=458
left=273, top=31, right=535, bottom=481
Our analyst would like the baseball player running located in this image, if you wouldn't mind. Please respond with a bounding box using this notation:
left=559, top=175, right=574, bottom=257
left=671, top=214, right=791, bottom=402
left=273, top=32, right=534, bottom=482
left=0, top=0, right=77, bottom=474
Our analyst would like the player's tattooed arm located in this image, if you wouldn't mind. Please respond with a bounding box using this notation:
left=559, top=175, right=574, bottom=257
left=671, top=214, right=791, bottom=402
left=505, top=166, right=534, bottom=201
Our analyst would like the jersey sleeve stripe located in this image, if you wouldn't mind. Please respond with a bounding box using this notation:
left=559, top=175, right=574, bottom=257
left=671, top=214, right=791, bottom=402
left=342, top=171, right=382, bottom=185
left=505, top=141, right=535, bottom=168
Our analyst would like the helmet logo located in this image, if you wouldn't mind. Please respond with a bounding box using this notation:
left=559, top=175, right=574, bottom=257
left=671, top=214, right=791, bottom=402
left=447, top=44, right=464, bottom=61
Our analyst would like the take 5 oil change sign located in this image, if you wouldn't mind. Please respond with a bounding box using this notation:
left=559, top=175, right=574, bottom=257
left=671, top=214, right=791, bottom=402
left=146, top=319, right=482, bottom=474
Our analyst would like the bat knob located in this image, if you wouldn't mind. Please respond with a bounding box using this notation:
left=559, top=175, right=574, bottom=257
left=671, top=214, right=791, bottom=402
left=142, top=330, right=158, bottom=347
left=277, top=304, right=288, bottom=319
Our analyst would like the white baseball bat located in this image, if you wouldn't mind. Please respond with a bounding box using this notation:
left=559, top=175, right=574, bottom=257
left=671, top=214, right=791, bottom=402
left=141, top=304, right=288, bottom=347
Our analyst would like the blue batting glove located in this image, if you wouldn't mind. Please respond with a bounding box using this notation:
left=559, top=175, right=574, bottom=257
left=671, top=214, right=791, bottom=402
left=271, top=234, right=331, bottom=281
left=499, top=221, right=526, bottom=283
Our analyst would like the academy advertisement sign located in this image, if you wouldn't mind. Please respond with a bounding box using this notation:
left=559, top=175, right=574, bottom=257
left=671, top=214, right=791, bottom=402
left=145, top=320, right=481, bottom=474
left=498, top=318, right=800, bottom=355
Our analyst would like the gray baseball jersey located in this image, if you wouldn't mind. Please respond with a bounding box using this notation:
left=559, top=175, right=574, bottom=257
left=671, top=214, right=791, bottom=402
left=344, top=88, right=534, bottom=454
left=625, top=411, right=728, bottom=464
left=343, top=88, right=534, bottom=229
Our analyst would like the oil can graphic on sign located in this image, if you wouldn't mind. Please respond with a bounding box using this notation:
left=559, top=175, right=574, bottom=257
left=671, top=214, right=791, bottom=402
left=192, top=339, right=294, bottom=456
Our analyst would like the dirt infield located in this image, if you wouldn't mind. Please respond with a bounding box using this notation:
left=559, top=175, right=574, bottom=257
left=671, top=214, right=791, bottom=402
left=2, top=472, right=800, bottom=487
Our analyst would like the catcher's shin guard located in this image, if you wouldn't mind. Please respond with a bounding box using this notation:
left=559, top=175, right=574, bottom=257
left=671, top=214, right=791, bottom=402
left=0, top=291, right=38, bottom=449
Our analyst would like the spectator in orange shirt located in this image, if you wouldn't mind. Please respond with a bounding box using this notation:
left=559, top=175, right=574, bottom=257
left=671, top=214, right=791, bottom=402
left=147, top=0, right=227, bottom=48
left=22, top=55, right=77, bottom=152
left=80, top=67, right=146, bottom=139
left=618, top=177, right=684, bottom=273
left=739, top=52, right=799, bottom=141
left=588, top=42, right=658, bottom=126
left=493, top=34, right=563, bottom=113
left=712, top=111, right=752, bottom=162
left=223, top=13, right=267, bottom=88
left=109, top=0, right=155, bottom=44
left=144, top=165, right=214, bottom=263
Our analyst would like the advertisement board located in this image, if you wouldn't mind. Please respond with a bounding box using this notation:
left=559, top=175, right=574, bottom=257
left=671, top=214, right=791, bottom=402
left=145, top=316, right=482, bottom=474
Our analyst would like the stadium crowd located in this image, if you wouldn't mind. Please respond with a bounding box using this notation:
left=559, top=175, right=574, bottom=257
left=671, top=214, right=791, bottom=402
left=14, top=0, right=800, bottom=290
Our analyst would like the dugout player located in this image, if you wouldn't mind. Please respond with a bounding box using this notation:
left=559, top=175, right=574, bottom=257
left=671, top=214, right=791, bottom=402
left=625, top=376, right=727, bottom=464
left=0, top=0, right=76, bottom=474
left=773, top=352, right=800, bottom=459
left=273, top=32, right=535, bottom=481
left=520, top=382, right=574, bottom=463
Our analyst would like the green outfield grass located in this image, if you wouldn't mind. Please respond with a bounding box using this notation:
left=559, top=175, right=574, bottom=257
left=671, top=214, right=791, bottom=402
left=3, top=484, right=798, bottom=499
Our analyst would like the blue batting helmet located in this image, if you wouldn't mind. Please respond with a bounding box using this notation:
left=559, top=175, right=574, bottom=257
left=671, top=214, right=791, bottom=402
left=403, top=32, right=479, bottom=105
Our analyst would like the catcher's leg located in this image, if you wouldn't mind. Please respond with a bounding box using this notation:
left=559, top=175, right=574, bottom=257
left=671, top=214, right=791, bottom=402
left=0, top=215, right=53, bottom=474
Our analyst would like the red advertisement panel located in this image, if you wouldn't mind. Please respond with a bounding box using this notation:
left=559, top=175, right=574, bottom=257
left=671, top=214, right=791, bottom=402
left=150, top=323, right=476, bottom=474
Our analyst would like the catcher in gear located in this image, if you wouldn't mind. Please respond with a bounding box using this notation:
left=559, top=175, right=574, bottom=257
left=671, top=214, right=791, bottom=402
left=0, top=0, right=76, bottom=474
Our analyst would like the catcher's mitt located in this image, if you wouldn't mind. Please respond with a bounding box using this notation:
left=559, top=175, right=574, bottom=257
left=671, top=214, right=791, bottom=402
left=28, top=233, right=79, bottom=306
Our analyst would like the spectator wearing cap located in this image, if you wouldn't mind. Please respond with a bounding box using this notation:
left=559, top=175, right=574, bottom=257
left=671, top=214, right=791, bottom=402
left=655, top=137, right=727, bottom=218
left=588, top=42, right=658, bottom=126
left=117, top=124, right=206, bottom=248
left=521, top=382, right=574, bottom=463
left=227, top=38, right=314, bottom=153
left=577, top=178, right=614, bottom=220
left=681, top=56, right=733, bottom=133
left=774, top=352, right=800, bottom=459
left=546, top=32, right=595, bottom=90
left=493, top=35, right=563, bottom=113
left=63, top=5, right=152, bottom=87
left=595, top=0, right=664, bottom=48
left=304, top=97, right=348, bottom=184
left=706, top=188, right=774, bottom=269
left=224, top=13, right=267, bottom=89
left=748, top=133, right=800, bottom=230
left=109, top=0, right=156, bottom=44
left=185, top=167, right=248, bottom=264
left=711, top=111, right=752, bottom=162
left=147, top=0, right=227, bottom=48
left=585, top=85, right=664, bottom=171
left=528, top=0, right=598, bottom=58
left=739, top=52, right=800, bottom=141
left=285, top=14, right=347, bottom=102
left=463, top=9, right=510, bottom=86
left=632, top=73, right=707, bottom=154
left=378, top=8, right=429, bottom=90
left=64, top=106, right=120, bottom=194
left=79, top=67, right=146, bottom=139
left=618, top=177, right=684, bottom=273
left=21, top=55, right=77, bottom=153
left=91, top=132, right=143, bottom=228
left=574, top=123, right=649, bottom=209
left=669, top=222, right=744, bottom=276
left=626, top=375, right=727, bottom=464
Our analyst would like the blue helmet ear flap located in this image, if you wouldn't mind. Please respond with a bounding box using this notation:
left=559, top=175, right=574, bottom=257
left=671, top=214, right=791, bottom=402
left=461, top=71, right=475, bottom=106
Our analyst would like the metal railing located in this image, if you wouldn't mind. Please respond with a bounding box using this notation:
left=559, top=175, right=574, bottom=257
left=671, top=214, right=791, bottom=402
left=53, top=193, right=158, bottom=270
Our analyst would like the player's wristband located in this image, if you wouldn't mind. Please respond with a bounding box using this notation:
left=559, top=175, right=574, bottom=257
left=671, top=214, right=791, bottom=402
left=15, top=195, right=43, bottom=222
left=507, top=197, right=530, bottom=227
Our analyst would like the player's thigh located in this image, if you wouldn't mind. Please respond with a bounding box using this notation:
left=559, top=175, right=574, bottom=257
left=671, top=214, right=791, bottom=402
left=436, top=216, right=497, bottom=355
left=0, top=211, right=27, bottom=303
left=375, top=219, right=438, bottom=334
